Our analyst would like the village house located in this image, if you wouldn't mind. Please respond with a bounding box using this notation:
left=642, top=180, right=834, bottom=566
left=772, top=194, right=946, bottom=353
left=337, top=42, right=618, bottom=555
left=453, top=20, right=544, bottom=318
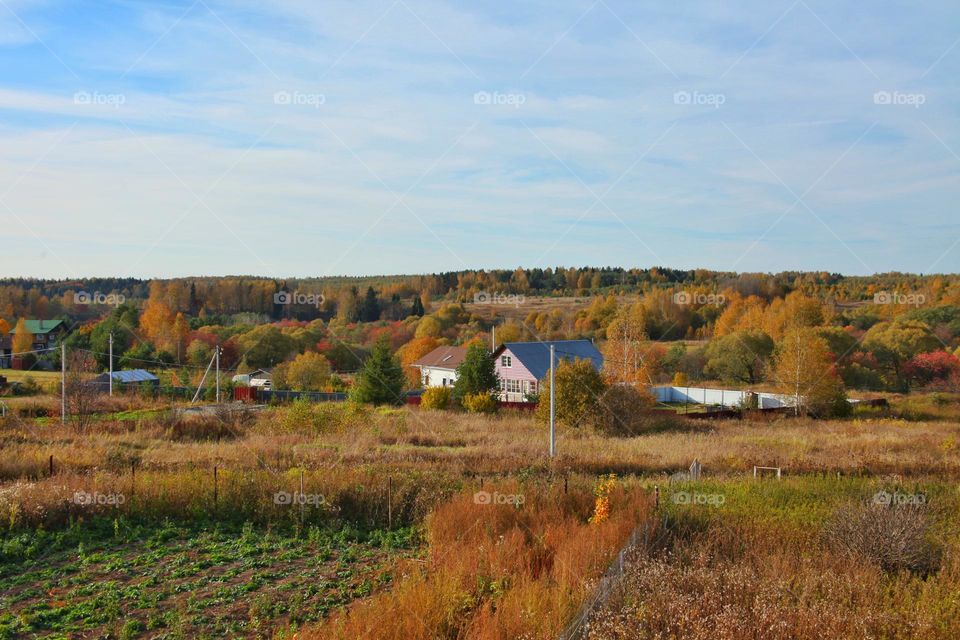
left=493, top=339, right=603, bottom=402
left=11, top=319, right=69, bottom=352
left=410, top=345, right=467, bottom=388
left=2, top=319, right=70, bottom=369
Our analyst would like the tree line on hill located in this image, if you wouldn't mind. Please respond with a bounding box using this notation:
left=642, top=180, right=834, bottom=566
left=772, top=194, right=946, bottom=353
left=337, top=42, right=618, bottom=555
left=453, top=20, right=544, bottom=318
left=3, top=269, right=959, bottom=402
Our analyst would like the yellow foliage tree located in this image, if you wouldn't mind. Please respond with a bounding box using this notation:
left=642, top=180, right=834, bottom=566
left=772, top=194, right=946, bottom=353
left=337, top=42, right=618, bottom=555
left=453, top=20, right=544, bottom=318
left=12, top=318, right=33, bottom=354
left=139, top=300, right=175, bottom=352
left=763, top=292, right=826, bottom=341
left=285, top=351, right=332, bottom=391
left=773, top=326, right=845, bottom=416
left=414, top=316, right=442, bottom=339
left=602, top=304, right=649, bottom=385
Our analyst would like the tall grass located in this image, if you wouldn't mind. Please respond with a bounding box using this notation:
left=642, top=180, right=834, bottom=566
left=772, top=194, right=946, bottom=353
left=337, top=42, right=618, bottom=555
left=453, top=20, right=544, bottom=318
left=301, top=478, right=656, bottom=640
left=4, top=401, right=960, bottom=484
left=588, top=477, right=960, bottom=640
left=0, top=466, right=458, bottom=532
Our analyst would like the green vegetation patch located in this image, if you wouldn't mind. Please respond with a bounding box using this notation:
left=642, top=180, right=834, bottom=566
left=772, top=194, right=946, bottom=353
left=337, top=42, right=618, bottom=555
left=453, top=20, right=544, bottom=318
left=0, top=518, right=420, bottom=640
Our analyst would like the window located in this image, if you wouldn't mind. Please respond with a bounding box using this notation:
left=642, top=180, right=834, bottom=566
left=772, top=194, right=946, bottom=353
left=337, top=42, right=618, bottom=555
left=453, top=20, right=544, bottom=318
left=501, top=355, right=512, bottom=367
left=505, top=379, right=521, bottom=394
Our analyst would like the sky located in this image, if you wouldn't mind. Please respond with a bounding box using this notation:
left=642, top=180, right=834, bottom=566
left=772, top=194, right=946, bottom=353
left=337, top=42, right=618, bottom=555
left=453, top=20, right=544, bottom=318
left=0, top=0, right=958, bottom=279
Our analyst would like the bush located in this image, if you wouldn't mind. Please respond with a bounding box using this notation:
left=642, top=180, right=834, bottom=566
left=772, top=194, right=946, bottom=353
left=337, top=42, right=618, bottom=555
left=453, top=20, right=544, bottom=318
left=421, top=386, right=452, bottom=410
left=594, top=384, right=656, bottom=436
left=462, top=392, right=497, bottom=414
left=824, top=500, right=940, bottom=574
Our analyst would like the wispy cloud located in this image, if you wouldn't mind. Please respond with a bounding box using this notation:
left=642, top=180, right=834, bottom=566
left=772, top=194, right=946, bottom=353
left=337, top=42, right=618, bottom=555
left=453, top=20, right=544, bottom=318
left=0, top=0, right=957, bottom=277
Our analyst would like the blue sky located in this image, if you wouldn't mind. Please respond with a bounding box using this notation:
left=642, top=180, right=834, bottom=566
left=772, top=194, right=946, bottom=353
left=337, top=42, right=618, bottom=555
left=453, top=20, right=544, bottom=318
left=0, top=0, right=958, bottom=278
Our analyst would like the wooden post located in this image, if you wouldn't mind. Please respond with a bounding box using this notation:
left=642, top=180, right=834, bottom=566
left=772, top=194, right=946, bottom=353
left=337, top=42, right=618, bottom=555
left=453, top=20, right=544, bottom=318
left=213, top=466, right=218, bottom=509
left=299, top=469, right=305, bottom=525
left=689, top=459, right=702, bottom=481
left=564, top=475, right=568, bottom=494
left=387, top=476, right=393, bottom=530
left=654, top=485, right=659, bottom=509
left=49, top=455, right=54, bottom=477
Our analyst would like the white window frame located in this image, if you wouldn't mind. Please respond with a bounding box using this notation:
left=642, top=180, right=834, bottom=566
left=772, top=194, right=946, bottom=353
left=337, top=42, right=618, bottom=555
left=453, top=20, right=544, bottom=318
left=501, top=355, right=512, bottom=367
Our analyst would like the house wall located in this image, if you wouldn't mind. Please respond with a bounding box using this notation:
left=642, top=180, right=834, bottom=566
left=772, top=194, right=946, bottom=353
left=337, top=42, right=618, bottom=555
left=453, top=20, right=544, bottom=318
left=421, top=366, right=458, bottom=388
left=495, top=348, right=539, bottom=402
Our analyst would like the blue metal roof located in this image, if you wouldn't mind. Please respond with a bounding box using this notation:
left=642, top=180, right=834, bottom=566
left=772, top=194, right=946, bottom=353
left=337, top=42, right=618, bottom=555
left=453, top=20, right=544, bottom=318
left=501, top=340, right=603, bottom=380
left=110, top=369, right=159, bottom=383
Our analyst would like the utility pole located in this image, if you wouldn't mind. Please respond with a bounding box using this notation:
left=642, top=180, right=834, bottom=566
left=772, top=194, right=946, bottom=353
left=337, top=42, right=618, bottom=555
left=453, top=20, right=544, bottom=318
left=61, top=342, right=66, bottom=425
left=108, top=332, right=114, bottom=397
left=215, top=345, right=221, bottom=403
left=491, top=325, right=496, bottom=352
left=549, top=344, right=555, bottom=458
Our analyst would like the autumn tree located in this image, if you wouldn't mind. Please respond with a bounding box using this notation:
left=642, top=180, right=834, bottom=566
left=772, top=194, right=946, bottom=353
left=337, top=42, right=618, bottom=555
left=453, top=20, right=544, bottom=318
left=602, top=305, right=648, bottom=385
left=277, top=351, right=332, bottom=391
left=862, top=320, right=941, bottom=391
left=236, top=325, right=297, bottom=369
left=535, top=358, right=607, bottom=428
left=414, top=316, right=442, bottom=338
left=398, top=336, right=440, bottom=387
left=761, top=291, right=826, bottom=340
left=904, top=350, right=960, bottom=390
left=139, top=299, right=175, bottom=352
left=704, top=329, right=774, bottom=384
left=594, top=384, right=656, bottom=436
left=186, top=339, right=213, bottom=367
left=773, top=326, right=847, bottom=416
left=0, top=318, right=10, bottom=336
left=12, top=318, right=33, bottom=355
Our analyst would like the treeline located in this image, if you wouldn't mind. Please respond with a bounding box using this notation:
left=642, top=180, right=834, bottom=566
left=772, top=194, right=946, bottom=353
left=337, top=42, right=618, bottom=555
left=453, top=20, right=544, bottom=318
left=3, top=268, right=959, bottom=323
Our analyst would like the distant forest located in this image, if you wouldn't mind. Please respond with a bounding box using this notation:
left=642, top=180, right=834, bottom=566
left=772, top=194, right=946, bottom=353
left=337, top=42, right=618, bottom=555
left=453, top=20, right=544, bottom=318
left=1, top=268, right=956, bottom=323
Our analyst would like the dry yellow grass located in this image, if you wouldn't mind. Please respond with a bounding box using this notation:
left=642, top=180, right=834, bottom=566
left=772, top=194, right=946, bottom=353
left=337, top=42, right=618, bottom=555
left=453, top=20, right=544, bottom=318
left=300, top=478, right=655, bottom=640
left=4, top=403, right=959, bottom=482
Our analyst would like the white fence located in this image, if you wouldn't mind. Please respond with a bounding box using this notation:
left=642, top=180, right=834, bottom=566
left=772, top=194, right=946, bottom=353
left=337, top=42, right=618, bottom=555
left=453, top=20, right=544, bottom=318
left=651, top=386, right=797, bottom=409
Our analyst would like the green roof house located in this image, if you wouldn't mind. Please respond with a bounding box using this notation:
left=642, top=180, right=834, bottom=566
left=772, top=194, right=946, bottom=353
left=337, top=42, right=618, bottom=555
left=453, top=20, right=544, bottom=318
left=10, top=319, right=69, bottom=352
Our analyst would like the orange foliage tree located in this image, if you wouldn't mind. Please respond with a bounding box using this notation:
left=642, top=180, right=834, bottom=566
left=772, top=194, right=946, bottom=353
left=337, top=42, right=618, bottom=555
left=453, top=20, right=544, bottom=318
left=139, top=299, right=175, bottom=353
left=397, top=336, right=440, bottom=387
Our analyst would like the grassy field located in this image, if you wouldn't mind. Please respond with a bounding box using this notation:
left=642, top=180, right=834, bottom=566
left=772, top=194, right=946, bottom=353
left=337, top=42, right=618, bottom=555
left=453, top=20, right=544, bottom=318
left=2, top=393, right=960, bottom=638
left=589, top=476, right=960, bottom=640
left=0, top=370, right=63, bottom=394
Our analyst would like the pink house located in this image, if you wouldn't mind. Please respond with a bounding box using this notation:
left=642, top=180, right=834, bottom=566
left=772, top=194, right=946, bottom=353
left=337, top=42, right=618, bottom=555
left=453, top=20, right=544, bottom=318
left=492, top=340, right=603, bottom=402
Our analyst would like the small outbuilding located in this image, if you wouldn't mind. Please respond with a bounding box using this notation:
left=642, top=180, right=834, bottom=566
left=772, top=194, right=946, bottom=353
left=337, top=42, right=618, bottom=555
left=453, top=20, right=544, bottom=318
left=90, top=369, right=160, bottom=392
